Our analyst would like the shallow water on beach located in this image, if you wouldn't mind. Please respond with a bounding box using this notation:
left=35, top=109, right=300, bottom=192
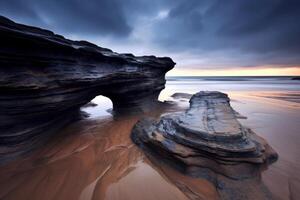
left=161, top=77, right=300, bottom=200
left=0, top=77, right=299, bottom=200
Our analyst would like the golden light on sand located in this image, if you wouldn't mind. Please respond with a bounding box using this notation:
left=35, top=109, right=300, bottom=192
left=167, top=66, right=300, bottom=76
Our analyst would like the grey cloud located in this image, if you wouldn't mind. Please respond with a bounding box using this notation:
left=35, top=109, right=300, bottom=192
left=0, top=0, right=300, bottom=68
left=0, top=0, right=131, bottom=37
left=147, top=0, right=300, bottom=67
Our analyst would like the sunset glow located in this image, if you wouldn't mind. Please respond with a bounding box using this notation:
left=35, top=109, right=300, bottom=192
left=167, top=66, right=300, bottom=76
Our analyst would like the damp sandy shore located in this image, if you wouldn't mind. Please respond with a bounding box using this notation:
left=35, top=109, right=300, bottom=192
left=0, top=91, right=300, bottom=200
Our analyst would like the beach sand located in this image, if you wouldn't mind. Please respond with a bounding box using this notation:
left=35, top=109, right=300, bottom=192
left=0, top=91, right=299, bottom=200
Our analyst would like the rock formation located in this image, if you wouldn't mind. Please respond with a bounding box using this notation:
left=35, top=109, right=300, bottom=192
left=171, top=92, right=192, bottom=99
left=0, top=16, right=175, bottom=162
left=132, top=91, right=278, bottom=199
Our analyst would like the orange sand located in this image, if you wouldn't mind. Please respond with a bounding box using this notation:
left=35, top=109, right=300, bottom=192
left=0, top=91, right=300, bottom=200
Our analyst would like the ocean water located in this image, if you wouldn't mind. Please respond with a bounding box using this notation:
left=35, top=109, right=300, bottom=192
left=83, top=76, right=300, bottom=117
left=159, top=76, right=300, bottom=100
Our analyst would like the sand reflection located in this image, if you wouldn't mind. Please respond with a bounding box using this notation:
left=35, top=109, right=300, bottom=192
left=0, top=90, right=300, bottom=200
left=0, top=105, right=207, bottom=200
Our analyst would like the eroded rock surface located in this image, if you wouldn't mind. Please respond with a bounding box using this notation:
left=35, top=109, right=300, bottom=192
left=132, top=91, right=278, bottom=199
left=0, top=16, right=175, bottom=162
left=171, top=92, right=193, bottom=99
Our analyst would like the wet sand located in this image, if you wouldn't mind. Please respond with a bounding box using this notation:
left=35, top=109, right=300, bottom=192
left=0, top=91, right=300, bottom=200
left=229, top=92, right=300, bottom=200
left=0, top=103, right=219, bottom=200
left=254, top=92, right=300, bottom=104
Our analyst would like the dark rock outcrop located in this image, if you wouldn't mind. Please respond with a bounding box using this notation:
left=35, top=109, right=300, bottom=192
left=171, top=92, right=192, bottom=99
left=132, top=91, right=278, bottom=199
left=0, top=16, right=175, bottom=162
left=291, top=77, right=300, bottom=80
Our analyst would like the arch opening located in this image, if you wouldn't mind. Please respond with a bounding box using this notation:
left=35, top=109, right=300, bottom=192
left=81, top=95, right=113, bottom=118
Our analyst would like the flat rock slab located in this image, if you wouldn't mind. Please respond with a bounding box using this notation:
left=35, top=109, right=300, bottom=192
left=132, top=91, right=278, bottom=199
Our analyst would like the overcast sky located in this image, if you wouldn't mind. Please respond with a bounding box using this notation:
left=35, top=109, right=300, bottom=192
left=1, top=0, right=300, bottom=74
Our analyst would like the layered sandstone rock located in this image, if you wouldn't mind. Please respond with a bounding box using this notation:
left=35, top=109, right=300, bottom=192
left=132, top=91, right=278, bottom=199
left=0, top=16, right=175, bottom=161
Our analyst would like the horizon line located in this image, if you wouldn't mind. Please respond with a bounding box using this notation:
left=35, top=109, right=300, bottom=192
left=166, top=75, right=300, bottom=77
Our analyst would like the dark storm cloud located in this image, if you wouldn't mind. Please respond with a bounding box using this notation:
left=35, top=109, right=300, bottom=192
left=152, top=0, right=300, bottom=67
left=0, top=0, right=300, bottom=68
left=0, top=0, right=131, bottom=37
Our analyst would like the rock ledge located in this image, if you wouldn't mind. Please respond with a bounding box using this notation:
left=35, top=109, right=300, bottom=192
left=0, top=16, right=175, bottom=162
left=132, top=91, right=278, bottom=179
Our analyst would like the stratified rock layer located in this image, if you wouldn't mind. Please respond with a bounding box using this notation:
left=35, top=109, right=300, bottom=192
left=0, top=16, right=175, bottom=161
left=132, top=91, right=278, bottom=198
